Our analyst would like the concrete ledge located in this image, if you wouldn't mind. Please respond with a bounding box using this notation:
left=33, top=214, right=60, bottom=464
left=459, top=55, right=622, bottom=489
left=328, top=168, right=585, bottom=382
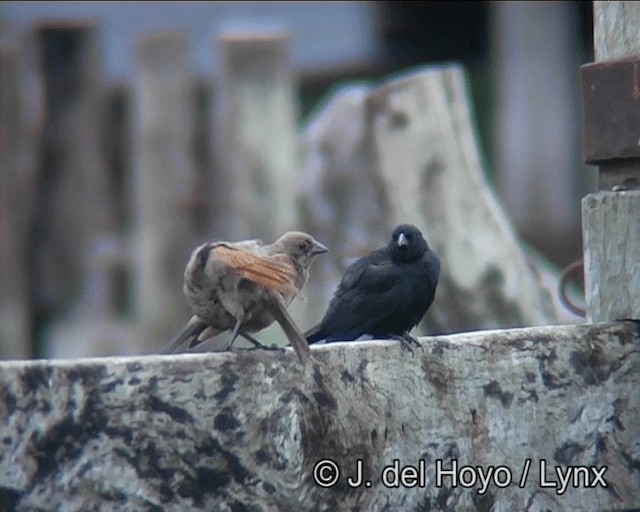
left=1, top=322, right=639, bottom=511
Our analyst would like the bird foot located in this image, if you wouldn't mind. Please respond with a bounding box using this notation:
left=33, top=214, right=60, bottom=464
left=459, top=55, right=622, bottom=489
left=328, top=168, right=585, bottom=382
left=391, top=332, right=422, bottom=356
left=244, top=343, right=285, bottom=353
left=240, top=333, right=285, bottom=352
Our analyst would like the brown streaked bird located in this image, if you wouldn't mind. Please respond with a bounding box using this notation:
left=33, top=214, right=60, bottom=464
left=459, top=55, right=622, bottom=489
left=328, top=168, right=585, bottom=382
left=163, top=232, right=328, bottom=364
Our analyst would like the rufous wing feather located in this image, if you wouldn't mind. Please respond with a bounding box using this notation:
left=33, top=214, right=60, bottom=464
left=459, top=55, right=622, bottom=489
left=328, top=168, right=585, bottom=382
left=212, top=245, right=297, bottom=295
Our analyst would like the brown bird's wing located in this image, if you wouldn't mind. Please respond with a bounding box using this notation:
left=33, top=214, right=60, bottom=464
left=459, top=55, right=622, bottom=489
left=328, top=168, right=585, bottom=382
left=212, top=244, right=298, bottom=296
left=162, top=315, right=212, bottom=354
left=264, top=295, right=311, bottom=365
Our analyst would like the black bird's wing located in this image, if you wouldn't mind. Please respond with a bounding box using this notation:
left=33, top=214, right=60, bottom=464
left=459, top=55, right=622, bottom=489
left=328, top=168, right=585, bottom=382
left=308, top=249, right=406, bottom=341
left=307, top=225, right=440, bottom=344
left=307, top=245, right=440, bottom=343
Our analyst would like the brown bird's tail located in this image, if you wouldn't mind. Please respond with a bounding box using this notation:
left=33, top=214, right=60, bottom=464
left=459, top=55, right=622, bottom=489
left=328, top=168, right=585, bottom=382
left=162, top=316, right=210, bottom=354
left=266, top=297, right=311, bottom=365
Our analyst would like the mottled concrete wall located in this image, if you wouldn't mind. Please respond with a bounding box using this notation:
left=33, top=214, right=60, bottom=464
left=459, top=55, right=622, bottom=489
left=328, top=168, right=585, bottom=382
left=1, top=322, right=639, bottom=511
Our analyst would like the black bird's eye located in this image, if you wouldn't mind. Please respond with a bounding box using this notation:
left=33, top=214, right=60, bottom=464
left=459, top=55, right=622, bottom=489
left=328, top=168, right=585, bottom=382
left=405, top=232, right=413, bottom=241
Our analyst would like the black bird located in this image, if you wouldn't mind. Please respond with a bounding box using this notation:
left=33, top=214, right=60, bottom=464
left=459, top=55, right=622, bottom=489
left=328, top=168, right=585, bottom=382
left=305, top=224, right=440, bottom=349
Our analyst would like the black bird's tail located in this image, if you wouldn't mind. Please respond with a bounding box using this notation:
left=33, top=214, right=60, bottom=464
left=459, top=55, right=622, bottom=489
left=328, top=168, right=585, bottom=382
left=304, top=324, right=325, bottom=344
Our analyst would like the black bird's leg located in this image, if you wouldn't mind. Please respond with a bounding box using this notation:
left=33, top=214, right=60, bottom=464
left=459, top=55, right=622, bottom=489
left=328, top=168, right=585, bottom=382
left=389, top=331, right=422, bottom=356
left=403, top=331, right=422, bottom=348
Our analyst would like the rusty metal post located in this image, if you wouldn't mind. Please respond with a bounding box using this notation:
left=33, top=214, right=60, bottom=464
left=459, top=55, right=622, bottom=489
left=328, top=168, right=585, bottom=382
left=580, top=2, right=640, bottom=322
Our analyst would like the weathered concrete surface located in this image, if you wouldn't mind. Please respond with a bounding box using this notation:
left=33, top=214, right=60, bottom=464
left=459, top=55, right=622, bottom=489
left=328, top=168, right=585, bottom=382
left=1, top=322, right=639, bottom=511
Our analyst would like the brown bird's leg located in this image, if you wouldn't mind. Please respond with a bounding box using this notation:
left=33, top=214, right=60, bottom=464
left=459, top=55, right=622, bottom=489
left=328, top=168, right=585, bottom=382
left=221, top=316, right=245, bottom=351
left=240, top=333, right=265, bottom=347
left=240, top=333, right=285, bottom=352
left=225, top=316, right=283, bottom=352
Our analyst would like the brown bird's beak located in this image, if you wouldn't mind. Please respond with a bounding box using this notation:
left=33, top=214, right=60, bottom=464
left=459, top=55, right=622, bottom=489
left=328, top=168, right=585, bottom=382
left=311, top=241, right=329, bottom=256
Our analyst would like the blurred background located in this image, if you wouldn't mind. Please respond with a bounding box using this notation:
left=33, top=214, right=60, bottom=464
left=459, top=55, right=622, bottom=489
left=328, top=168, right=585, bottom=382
left=0, top=1, right=595, bottom=359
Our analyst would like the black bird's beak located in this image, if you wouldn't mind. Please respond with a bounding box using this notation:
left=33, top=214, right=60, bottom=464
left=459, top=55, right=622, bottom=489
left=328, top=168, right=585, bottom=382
left=397, top=233, right=408, bottom=247
left=311, top=241, right=329, bottom=256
